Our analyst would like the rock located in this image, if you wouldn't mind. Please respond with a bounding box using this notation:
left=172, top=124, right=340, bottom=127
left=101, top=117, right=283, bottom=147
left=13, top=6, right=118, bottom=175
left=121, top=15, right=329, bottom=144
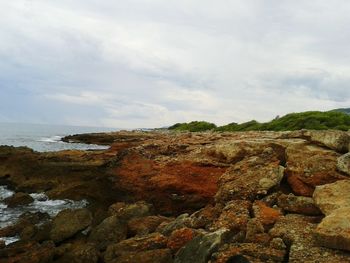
left=277, top=193, right=321, bottom=215
left=304, top=130, right=350, bottom=153
left=337, top=152, right=350, bottom=175
left=212, top=243, right=286, bottom=263
left=50, top=208, right=92, bottom=243
left=269, top=238, right=286, bottom=250
left=211, top=200, right=251, bottom=232
left=167, top=228, right=197, bottom=252
left=313, top=180, right=350, bottom=215
left=245, top=218, right=266, bottom=243
left=174, top=229, right=229, bottom=263
left=104, top=233, right=168, bottom=263
left=55, top=243, right=99, bottom=263
left=127, top=215, right=171, bottom=236
left=109, top=249, right=173, bottom=263
left=215, top=155, right=284, bottom=203
left=88, top=215, right=127, bottom=250
left=315, top=207, right=350, bottom=251
left=4, top=192, right=34, bottom=207
left=157, top=214, right=189, bottom=236
left=269, top=214, right=350, bottom=262
left=20, top=221, right=51, bottom=242
left=186, top=204, right=221, bottom=229
left=0, top=241, right=55, bottom=263
left=285, top=142, right=346, bottom=196
left=108, top=201, right=153, bottom=220
left=252, top=201, right=281, bottom=227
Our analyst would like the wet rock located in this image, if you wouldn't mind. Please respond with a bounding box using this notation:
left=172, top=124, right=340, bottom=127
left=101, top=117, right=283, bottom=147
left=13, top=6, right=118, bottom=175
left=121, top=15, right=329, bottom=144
left=215, top=155, right=284, bottom=203
left=277, top=193, right=321, bottom=215
left=127, top=215, right=171, bottom=236
left=50, top=208, right=92, bottom=243
left=4, top=192, right=34, bottom=207
left=211, top=200, right=251, bottom=232
left=285, top=142, right=346, bottom=196
left=337, top=152, right=350, bottom=175
left=0, top=240, right=55, bottom=263
left=104, top=233, right=168, bottom=263
left=212, top=243, right=286, bottom=263
left=304, top=130, right=350, bottom=153
left=174, top=229, right=229, bottom=263
left=20, top=221, right=51, bottom=242
left=313, top=179, right=350, bottom=215
left=252, top=201, right=281, bottom=227
left=167, top=227, right=197, bottom=252
left=109, top=249, right=173, bottom=263
left=88, top=215, right=127, bottom=250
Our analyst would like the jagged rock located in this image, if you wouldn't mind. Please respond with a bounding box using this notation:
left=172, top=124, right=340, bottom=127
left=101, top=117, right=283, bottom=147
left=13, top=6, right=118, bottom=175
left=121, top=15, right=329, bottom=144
left=337, top=152, right=350, bottom=175
left=313, top=180, right=350, bottom=215
left=186, top=204, right=221, bottom=229
left=55, top=243, right=99, bottom=263
left=104, top=233, right=168, bottom=263
left=108, top=201, right=153, bottom=220
left=0, top=241, right=55, bottom=263
left=127, top=215, right=171, bottom=236
left=304, top=130, right=350, bottom=153
left=285, top=142, right=346, bottom=196
left=245, top=218, right=266, bottom=243
left=269, top=214, right=350, bottom=262
left=174, top=229, right=229, bottom=263
left=212, top=243, right=286, bottom=263
left=211, top=200, right=251, bottom=232
left=277, top=193, right=321, bottom=215
left=315, top=207, right=350, bottom=251
left=50, top=209, right=92, bottom=243
left=88, top=215, right=127, bottom=250
left=4, top=192, right=34, bottom=207
left=109, top=249, right=173, bottom=263
left=167, top=228, right=197, bottom=252
left=215, top=155, right=284, bottom=203
left=252, top=201, right=281, bottom=227
left=157, top=214, right=189, bottom=236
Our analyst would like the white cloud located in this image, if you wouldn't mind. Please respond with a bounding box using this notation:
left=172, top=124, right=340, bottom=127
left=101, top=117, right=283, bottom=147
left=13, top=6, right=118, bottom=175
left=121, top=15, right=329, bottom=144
left=0, top=1, right=350, bottom=128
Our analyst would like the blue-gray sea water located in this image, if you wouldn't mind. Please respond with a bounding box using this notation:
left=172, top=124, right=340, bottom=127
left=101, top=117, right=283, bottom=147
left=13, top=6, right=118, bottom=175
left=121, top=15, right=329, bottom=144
left=0, top=122, right=116, bottom=152
left=0, top=122, right=117, bottom=245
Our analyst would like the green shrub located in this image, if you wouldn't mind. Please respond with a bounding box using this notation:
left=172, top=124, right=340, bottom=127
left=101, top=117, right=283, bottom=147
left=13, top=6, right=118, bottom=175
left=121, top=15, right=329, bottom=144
left=168, top=121, right=217, bottom=132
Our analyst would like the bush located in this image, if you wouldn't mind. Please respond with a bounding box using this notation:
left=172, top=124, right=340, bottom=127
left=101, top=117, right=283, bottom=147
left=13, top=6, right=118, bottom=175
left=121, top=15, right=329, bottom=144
left=168, top=121, right=217, bottom=132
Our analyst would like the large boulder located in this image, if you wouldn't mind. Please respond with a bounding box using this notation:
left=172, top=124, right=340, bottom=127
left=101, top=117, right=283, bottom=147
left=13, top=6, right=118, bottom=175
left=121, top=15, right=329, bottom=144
left=215, top=155, right=284, bottom=203
left=315, top=207, right=350, bottom=251
left=285, top=142, right=346, bottom=196
left=55, top=243, right=100, bottom=263
left=313, top=179, right=350, bottom=215
left=50, top=209, right=92, bottom=243
left=174, top=229, right=229, bottom=263
left=337, top=152, right=350, bottom=175
left=304, top=130, right=350, bottom=153
left=88, top=215, right=127, bottom=250
left=4, top=192, right=34, bottom=207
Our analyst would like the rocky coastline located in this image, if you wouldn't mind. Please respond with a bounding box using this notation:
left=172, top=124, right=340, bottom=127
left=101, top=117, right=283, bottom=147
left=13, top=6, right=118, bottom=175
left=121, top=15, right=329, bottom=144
left=0, top=129, right=350, bottom=262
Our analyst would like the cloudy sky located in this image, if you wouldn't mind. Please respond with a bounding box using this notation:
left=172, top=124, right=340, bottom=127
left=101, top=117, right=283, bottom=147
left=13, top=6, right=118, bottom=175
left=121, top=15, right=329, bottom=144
left=1, top=1, right=350, bottom=128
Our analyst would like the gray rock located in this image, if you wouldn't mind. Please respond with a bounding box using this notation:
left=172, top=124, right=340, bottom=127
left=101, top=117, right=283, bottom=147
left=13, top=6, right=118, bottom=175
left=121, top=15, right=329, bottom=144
left=174, top=229, right=229, bottom=263
left=337, top=153, right=350, bottom=175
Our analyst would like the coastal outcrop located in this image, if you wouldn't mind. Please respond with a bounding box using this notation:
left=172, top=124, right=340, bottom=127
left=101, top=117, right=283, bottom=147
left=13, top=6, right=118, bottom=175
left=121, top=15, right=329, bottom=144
left=1, top=129, right=350, bottom=262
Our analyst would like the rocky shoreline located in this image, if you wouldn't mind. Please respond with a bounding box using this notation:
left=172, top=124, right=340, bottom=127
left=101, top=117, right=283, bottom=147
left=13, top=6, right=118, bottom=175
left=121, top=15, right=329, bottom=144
left=0, top=129, right=350, bottom=262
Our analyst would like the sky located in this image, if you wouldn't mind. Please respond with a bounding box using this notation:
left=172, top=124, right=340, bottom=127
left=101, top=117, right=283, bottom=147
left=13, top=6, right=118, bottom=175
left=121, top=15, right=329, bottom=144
left=0, top=0, right=350, bottom=128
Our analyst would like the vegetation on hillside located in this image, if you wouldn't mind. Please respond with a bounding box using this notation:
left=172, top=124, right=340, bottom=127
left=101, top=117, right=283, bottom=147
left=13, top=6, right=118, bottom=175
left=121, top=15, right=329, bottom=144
left=332, top=108, right=350, bottom=115
left=168, top=111, right=350, bottom=132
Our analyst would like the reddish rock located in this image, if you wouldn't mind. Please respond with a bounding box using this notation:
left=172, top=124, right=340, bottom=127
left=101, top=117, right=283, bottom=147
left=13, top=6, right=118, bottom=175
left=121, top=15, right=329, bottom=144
left=187, top=204, right=222, bottom=229
left=111, top=249, right=173, bottom=263
left=127, top=216, right=171, bottom=237
left=167, top=227, right=196, bottom=252
left=211, top=200, right=251, bottom=232
left=252, top=201, right=281, bottom=227
left=285, top=142, right=347, bottom=196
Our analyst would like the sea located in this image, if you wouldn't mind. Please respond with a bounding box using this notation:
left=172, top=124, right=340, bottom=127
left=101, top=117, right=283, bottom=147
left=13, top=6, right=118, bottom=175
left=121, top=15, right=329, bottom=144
left=0, top=122, right=118, bottom=245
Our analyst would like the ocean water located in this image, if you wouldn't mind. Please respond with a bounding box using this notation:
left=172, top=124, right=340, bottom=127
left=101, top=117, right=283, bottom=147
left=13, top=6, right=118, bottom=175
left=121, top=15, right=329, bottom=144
left=0, top=122, right=117, bottom=152
left=0, top=122, right=117, bottom=245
